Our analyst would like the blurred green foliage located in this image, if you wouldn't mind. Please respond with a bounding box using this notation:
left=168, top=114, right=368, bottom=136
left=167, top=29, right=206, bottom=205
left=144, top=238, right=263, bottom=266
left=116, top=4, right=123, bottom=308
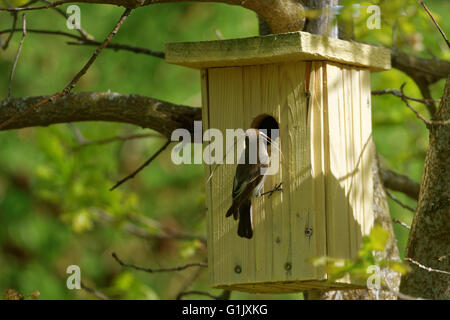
left=0, top=0, right=448, bottom=299
left=312, top=225, right=411, bottom=284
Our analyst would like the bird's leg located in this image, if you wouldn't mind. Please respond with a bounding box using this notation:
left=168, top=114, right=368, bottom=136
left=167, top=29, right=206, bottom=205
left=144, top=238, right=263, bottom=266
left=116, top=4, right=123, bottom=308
left=260, top=182, right=283, bottom=198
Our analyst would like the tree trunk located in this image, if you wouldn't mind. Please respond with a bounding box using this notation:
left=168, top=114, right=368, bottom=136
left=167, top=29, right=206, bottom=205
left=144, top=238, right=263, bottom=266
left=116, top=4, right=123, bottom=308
left=399, top=76, right=450, bottom=300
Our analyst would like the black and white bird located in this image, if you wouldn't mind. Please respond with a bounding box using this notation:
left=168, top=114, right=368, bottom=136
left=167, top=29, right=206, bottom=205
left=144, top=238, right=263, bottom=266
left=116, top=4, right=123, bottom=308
left=225, top=129, right=271, bottom=239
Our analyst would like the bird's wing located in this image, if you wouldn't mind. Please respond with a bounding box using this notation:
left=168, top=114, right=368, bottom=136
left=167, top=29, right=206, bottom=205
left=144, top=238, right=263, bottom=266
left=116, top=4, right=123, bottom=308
left=232, top=162, right=262, bottom=200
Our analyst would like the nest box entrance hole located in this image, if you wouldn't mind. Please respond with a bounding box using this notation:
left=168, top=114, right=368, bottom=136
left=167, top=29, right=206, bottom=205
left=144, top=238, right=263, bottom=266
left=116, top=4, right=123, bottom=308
left=251, top=114, right=280, bottom=149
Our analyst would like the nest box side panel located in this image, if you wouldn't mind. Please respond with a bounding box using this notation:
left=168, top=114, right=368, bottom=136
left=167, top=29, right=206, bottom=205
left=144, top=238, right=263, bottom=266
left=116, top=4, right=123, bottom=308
left=323, top=63, right=353, bottom=269
left=201, top=69, right=215, bottom=285
left=308, top=62, right=329, bottom=280
left=346, top=66, right=375, bottom=253
left=322, top=64, right=375, bottom=285
left=359, top=69, right=375, bottom=237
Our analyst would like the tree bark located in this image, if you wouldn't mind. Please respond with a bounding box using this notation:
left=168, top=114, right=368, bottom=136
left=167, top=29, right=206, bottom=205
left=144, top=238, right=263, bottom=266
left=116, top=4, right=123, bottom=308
left=0, top=92, right=201, bottom=137
left=20, top=0, right=305, bottom=34
left=303, top=0, right=338, bottom=37
left=380, top=168, right=420, bottom=201
left=399, top=76, right=450, bottom=300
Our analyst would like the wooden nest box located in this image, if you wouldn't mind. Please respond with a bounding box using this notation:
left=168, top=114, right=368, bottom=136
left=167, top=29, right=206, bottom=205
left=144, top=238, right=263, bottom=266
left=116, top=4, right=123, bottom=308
left=165, top=31, right=391, bottom=293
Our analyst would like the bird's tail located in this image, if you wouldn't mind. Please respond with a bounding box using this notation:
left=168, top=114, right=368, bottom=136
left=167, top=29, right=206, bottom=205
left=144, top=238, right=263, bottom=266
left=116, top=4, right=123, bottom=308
left=237, top=199, right=253, bottom=239
left=226, top=203, right=238, bottom=220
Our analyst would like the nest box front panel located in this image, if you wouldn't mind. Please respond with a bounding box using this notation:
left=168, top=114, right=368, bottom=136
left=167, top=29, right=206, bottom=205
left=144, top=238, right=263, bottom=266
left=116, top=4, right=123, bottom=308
left=202, top=61, right=333, bottom=292
left=202, top=60, right=374, bottom=292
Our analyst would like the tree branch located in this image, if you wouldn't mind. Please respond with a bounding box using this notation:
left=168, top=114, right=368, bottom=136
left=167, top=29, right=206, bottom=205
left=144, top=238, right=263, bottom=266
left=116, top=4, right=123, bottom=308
left=0, top=8, right=133, bottom=130
left=391, top=48, right=450, bottom=115
left=112, top=252, right=207, bottom=273
left=7, top=14, right=26, bottom=99
left=379, top=167, right=420, bottom=200
left=0, top=12, right=18, bottom=50
left=80, top=281, right=110, bottom=300
left=372, top=88, right=440, bottom=105
left=385, top=189, right=416, bottom=213
left=0, top=0, right=305, bottom=34
left=0, top=92, right=201, bottom=137
left=391, top=48, right=450, bottom=86
left=392, top=218, right=411, bottom=230
left=406, top=258, right=450, bottom=276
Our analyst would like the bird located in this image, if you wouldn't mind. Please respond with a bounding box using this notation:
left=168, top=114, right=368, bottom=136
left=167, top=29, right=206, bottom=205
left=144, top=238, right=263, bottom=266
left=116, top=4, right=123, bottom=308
left=225, top=129, right=271, bottom=239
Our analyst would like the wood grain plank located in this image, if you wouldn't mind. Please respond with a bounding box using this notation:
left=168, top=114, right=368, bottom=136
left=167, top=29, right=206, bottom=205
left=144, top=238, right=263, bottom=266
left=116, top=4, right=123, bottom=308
left=342, top=67, right=359, bottom=259
left=201, top=69, right=215, bottom=285
left=309, top=62, right=327, bottom=280
left=166, top=31, right=391, bottom=72
left=324, top=63, right=351, bottom=262
left=359, top=69, right=375, bottom=236
left=351, top=68, right=363, bottom=249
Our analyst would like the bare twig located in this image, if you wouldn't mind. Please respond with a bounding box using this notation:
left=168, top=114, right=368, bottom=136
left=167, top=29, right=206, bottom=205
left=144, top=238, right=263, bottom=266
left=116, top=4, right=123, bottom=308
left=385, top=189, right=416, bottom=213
left=112, top=252, right=207, bottom=273
left=80, top=281, right=110, bottom=300
left=0, top=28, right=165, bottom=58
left=407, top=258, right=450, bottom=275
left=393, top=84, right=450, bottom=127
left=7, top=14, right=26, bottom=99
left=67, top=41, right=165, bottom=59
left=176, top=290, right=231, bottom=300
left=417, top=0, right=450, bottom=49
left=392, top=218, right=411, bottom=230
left=1, top=12, right=18, bottom=50
left=68, top=123, right=86, bottom=144
left=0, top=28, right=84, bottom=40
left=0, top=0, right=67, bottom=12
left=390, top=48, right=449, bottom=115
left=372, top=88, right=440, bottom=105
left=399, top=83, right=433, bottom=126
left=380, top=285, right=424, bottom=300
left=73, top=132, right=163, bottom=149
left=109, top=140, right=171, bottom=191
left=0, top=8, right=133, bottom=130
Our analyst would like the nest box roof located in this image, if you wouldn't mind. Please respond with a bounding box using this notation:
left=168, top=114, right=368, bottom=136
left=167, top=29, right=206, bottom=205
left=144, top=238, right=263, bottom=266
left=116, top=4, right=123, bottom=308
left=165, top=31, right=391, bottom=72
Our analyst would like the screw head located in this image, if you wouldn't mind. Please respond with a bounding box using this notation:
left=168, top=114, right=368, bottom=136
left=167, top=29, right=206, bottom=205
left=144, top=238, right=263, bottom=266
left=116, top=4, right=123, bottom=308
left=284, top=262, right=292, bottom=271
left=305, top=227, right=313, bottom=237
left=234, top=265, right=242, bottom=274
